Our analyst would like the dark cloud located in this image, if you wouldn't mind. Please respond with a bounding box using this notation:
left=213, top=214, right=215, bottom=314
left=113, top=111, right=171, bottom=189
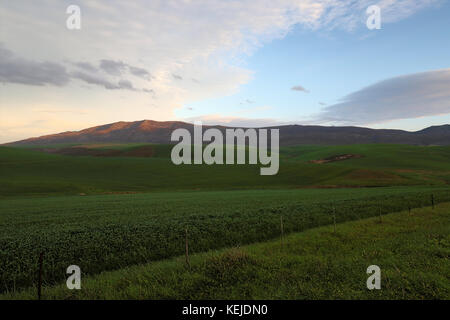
left=117, top=79, right=136, bottom=90
left=0, top=44, right=152, bottom=93
left=71, top=71, right=118, bottom=89
left=99, top=60, right=127, bottom=76
left=319, top=102, right=327, bottom=106
left=71, top=71, right=139, bottom=91
left=172, top=74, right=183, bottom=80
left=142, top=88, right=154, bottom=94
left=316, top=69, right=450, bottom=124
left=128, top=65, right=150, bottom=79
left=291, top=85, right=309, bottom=93
left=0, top=45, right=70, bottom=86
left=73, top=61, right=98, bottom=73
left=99, top=59, right=151, bottom=79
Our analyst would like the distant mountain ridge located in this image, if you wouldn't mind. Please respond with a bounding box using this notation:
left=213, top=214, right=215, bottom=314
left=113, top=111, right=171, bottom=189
left=7, top=120, right=450, bottom=146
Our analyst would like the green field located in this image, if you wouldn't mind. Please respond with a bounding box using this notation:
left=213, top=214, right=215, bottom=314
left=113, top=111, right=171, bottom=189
left=3, top=203, right=449, bottom=300
left=0, top=143, right=449, bottom=298
left=1, top=144, right=450, bottom=197
left=1, top=186, right=449, bottom=294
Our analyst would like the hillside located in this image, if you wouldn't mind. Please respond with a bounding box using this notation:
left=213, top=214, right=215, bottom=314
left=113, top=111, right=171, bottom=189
left=7, top=120, right=450, bottom=146
left=1, top=144, right=450, bottom=197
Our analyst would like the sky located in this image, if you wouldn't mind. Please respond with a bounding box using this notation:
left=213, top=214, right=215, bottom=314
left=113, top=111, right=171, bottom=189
left=0, top=0, right=449, bottom=143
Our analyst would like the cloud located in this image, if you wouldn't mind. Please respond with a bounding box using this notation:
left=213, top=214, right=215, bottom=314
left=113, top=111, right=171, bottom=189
left=73, top=62, right=98, bottom=73
left=129, top=66, right=151, bottom=79
left=99, top=60, right=151, bottom=79
left=172, top=74, right=183, bottom=80
left=99, top=60, right=128, bottom=76
left=291, top=85, right=309, bottom=93
left=0, top=44, right=151, bottom=93
left=71, top=71, right=122, bottom=90
left=0, top=0, right=442, bottom=142
left=0, top=45, right=70, bottom=86
left=315, top=69, right=450, bottom=124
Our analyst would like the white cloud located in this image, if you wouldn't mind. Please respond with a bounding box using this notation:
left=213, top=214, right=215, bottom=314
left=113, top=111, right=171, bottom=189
left=315, top=69, right=450, bottom=125
left=0, top=0, right=441, bottom=142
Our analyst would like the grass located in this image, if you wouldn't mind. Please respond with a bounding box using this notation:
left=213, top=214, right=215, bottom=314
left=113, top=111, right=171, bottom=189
left=1, top=144, right=450, bottom=197
left=3, top=203, right=448, bottom=300
left=0, top=186, right=449, bottom=294
left=1, top=143, right=449, bottom=298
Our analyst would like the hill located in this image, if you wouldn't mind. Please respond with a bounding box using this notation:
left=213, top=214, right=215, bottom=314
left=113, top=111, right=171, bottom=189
left=6, top=120, right=450, bottom=146
left=1, top=144, right=450, bottom=197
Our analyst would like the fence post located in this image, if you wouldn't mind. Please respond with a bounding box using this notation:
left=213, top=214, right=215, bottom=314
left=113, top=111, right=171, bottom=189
left=37, top=252, right=44, bottom=300
left=379, top=205, right=382, bottom=223
left=333, top=205, right=336, bottom=233
left=431, top=194, right=435, bottom=210
left=280, top=215, right=284, bottom=251
left=185, top=227, right=190, bottom=268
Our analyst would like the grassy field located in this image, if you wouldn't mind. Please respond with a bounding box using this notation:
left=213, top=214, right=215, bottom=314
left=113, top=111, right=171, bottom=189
left=1, top=143, right=449, bottom=298
left=1, top=186, right=449, bottom=294
left=3, top=203, right=448, bottom=300
left=1, top=144, right=450, bottom=197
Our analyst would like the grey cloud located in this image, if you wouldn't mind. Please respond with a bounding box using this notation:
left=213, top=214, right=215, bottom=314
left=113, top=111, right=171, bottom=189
left=172, top=74, right=183, bottom=80
left=291, top=85, right=309, bottom=93
left=71, top=71, right=139, bottom=91
left=117, top=79, right=136, bottom=90
left=142, top=88, right=155, bottom=94
left=73, top=61, right=98, bottom=73
left=71, top=71, right=120, bottom=89
left=0, top=44, right=151, bottom=93
left=316, top=69, right=450, bottom=124
left=99, top=60, right=127, bottom=76
left=319, top=102, right=327, bottom=106
left=129, top=66, right=150, bottom=79
left=0, top=45, right=70, bottom=86
left=99, top=59, right=151, bottom=79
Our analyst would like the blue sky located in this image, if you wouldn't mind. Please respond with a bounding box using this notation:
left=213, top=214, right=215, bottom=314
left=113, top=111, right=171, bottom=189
left=1, top=0, right=450, bottom=142
left=178, top=1, right=450, bottom=130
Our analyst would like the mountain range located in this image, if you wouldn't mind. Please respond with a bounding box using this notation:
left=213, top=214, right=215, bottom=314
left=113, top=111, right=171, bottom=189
left=7, top=120, right=450, bottom=146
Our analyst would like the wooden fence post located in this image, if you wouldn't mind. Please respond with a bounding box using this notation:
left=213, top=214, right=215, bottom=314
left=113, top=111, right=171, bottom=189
left=431, top=194, right=435, bottom=209
left=185, top=227, right=190, bottom=268
left=333, top=206, right=336, bottom=233
left=37, top=252, right=44, bottom=300
left=379, top=205, right=382, bottom=223
left=280, top=215, right=284, bottom=251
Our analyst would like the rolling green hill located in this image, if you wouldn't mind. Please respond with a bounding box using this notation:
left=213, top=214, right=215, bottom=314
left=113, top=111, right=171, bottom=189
left=1, top=143, right=450, bottom=197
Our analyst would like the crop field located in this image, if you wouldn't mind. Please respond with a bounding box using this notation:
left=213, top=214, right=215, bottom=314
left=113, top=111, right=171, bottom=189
left=1, top=143, right=450, bottom=298
left=1, top=186, right=449, bottom=294
left=2, top=202, right=449, bottom=300
left=1, top=144, right=450, bottom=197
